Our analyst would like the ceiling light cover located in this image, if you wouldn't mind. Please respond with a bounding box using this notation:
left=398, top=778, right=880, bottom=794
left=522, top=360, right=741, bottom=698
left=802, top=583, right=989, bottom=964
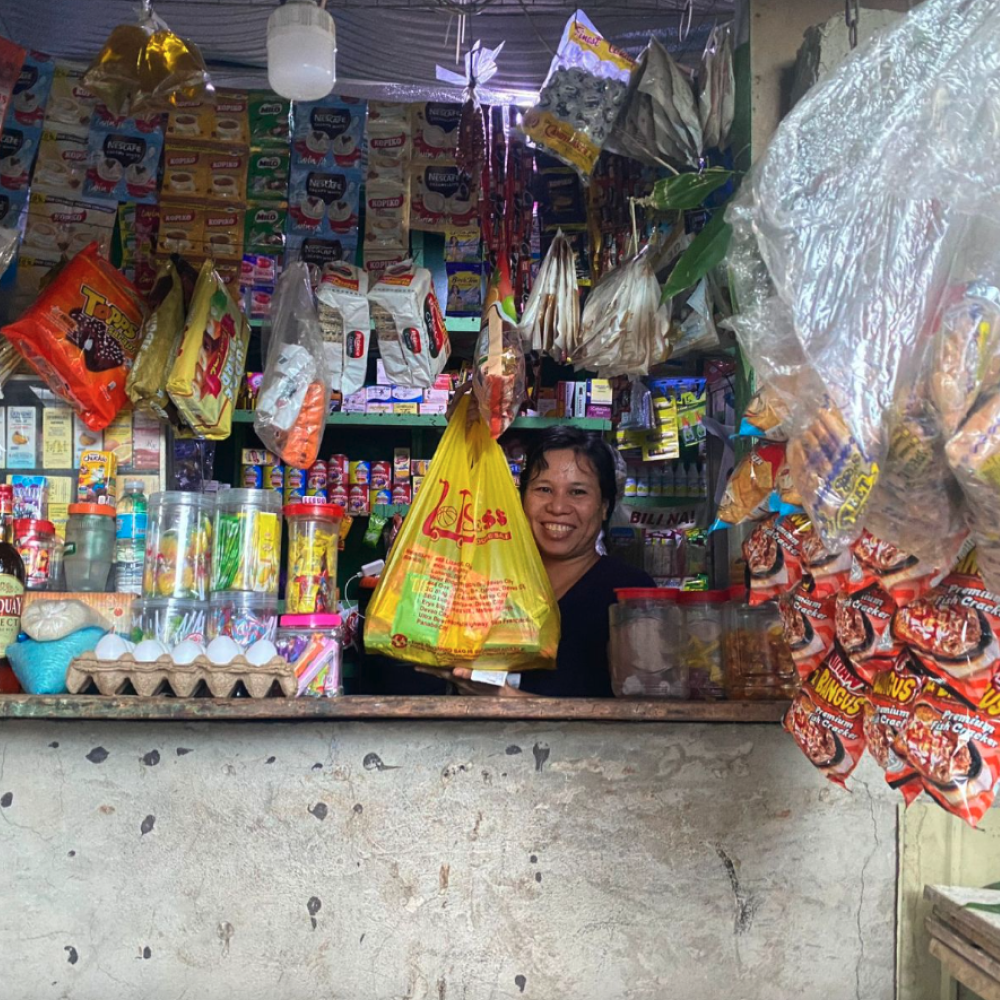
left=267, top=0, right=337, bottom=102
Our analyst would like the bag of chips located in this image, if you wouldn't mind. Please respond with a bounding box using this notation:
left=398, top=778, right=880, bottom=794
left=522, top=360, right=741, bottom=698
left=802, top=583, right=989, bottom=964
left=778, top=582, right=836, bottom=681
left=798, top=522, right=852, bottom=598
left=892, top=558, right=1000, bottom=705
left=835, top=584, right=900, bottom=681
left=784, top=647, right=868, bottom=788
left=864, top=652, right=924, bottom=804
left=738, top=385, right=790, bottom=441
left=744, top=513, right=809, bottom=606
left=1, top=242, right=145, bottom=430
left=850, top=530, right=943, bottom=607
left=714, top=442, right=787, bottom=528
left=903, top=677, right=1000, bottom=827
left=166, top=260, right=249, bottom=439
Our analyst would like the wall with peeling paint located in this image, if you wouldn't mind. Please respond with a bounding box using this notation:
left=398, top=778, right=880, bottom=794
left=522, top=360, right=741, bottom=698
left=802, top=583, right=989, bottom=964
left=0, top=721, right=897, bottom=1000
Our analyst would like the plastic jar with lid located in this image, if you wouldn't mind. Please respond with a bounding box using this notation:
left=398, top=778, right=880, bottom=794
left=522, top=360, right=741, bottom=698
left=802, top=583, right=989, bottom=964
left=132, top=597, right=208, bottom=645
left=724, top=585, right=799, bottom=700
left=212, top=488, right=282, bottom=595
left=283, top=502, right=344, bottom=614
left=15, top=519, right=61, bottom=590
left=209, top=592, right=279, bottom=649
left=678, top=590, right=728, bottom=700
left=609, top=588, right=688, bottom=698
left=276, top=613, right=343, bottom=697
left=143, top=492, right=215, bottom=600
left=64, top=504, right=116, bottom=592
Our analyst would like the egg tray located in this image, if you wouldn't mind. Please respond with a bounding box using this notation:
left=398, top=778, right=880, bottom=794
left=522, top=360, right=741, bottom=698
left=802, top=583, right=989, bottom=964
left=66, top=652, right=297, bottom=699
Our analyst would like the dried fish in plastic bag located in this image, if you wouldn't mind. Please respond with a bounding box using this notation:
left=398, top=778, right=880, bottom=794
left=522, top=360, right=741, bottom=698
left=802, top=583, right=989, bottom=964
left=518, top=229, right=579, bottom=361
left=571, top=247, right=670, bottom=377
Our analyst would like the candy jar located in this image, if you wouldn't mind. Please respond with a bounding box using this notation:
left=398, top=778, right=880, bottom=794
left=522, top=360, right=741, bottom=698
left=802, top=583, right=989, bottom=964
left=283, top=502, right=343, bottom=613
left=143, top=492, right=215, bottom=599
left=212, top=489, right=282, bottom=595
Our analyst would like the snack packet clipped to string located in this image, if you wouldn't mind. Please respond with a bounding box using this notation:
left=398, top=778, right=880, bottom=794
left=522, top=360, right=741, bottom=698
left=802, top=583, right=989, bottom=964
left=864, top=652, right=925, bottom=805
left=850, top=530, right=944, bottom=608
left=255, top=262, right=330, bottom=470
left=778, top=581, right=836, bottom=681
left=835, top=584, right=900, bottom=682
left=743, top=512, right=809, bottom=606
left=784, top=647, right=869, bottom=788
left=798, top=522, right=852, bottom=599
left=737, top=388, right=790, bottom=441
left=1, top=242, right=146, bottom=431
left=713, top=442, right=786, bottom=529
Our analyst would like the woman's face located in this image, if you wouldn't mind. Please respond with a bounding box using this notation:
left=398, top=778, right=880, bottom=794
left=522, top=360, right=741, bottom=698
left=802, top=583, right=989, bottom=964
left=523, top=448, right=608, bottom=563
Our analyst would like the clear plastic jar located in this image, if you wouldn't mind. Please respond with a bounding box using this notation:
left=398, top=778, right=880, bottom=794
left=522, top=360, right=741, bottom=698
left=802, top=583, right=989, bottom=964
left=64, top=503, right=116, bottom=592
left=143, top=492, right=215, bottom=600
left=15, top=519, right=61, bottom=590
left=724, top=585, right=799, bottom=700
left=276, top=613, right=343, bottom=697
left=283, top=502, right=343, bottom=614
left=132, top=597, right=208, bottom=645
left=609, top=588, right=688, bottom=698
left=212, top=488, right=282, bottom=595
left=209, top=592, right=279, bottom=649
left=678, top=590, right=728, bottom=700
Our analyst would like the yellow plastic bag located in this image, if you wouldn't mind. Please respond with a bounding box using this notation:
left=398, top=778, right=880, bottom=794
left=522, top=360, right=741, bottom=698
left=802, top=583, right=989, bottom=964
left=365, top=397, right=560, bottom=671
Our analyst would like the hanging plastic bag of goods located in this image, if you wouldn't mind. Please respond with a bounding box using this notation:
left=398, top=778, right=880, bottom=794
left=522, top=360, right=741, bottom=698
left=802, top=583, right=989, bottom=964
left=474, top=259, right=525, bottom=439
left=726, top=0, right=1000, bottom=576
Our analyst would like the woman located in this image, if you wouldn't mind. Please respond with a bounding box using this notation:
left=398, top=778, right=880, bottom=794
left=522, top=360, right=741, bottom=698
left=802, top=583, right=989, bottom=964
left=363, top=421, right=655, bottom=698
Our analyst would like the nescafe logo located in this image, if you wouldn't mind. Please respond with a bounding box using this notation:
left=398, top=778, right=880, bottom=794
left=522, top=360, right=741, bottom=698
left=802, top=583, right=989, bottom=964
left=423, top=103, right=462, bottom=131
left=104, top=135, right=146, bottom=166
left=0, top=130, right=24, bottom=157
left=15, top=64, right=38, bottom=94
left=310, top=107, right=351, bottom=138
left=424, top=166, right=464, bottom=198
left=305, top=172, right=348, bottom=202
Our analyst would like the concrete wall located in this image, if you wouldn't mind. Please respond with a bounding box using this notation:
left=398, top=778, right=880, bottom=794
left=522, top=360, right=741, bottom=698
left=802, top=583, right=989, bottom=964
left=1, top=720, right=898, bottom=1000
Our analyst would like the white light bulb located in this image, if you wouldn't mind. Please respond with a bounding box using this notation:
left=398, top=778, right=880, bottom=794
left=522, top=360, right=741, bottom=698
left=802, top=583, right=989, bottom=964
left=267, top=0, right=337, bottom=102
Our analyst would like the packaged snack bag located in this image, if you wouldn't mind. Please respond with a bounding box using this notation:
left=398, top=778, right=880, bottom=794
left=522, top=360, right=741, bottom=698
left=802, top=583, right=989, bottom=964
left=903, top=677, right=1000, bottom=827
left=784, top=647, right=868, bottom=788
left=798, top=521, right=852, bottom=598
left=166, top=260, right=249, bottom=439
left=713, top=442, right=786, bottom=528
left=850, top=530, right=943, bottom=607
left=1, top=242, right=145, bottom=431
left=777, top=581, right=836, bottom=681
left=864, top=652, right=924, bottom=804
left=365, top=396, right=559, bottom=671
left=835, top=583, right=900, bottom=681
left=892, top=557, right=1000, bottom=705
left=743, top=513, right=809, bottom=606
left=738, top=385, right=790, bottom=440
left=315, top=262, right=370, bottom=397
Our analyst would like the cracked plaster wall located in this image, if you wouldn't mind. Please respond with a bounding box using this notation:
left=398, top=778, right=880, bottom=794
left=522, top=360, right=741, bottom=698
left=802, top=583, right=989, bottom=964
left=0, top=720, right=897, bottom=999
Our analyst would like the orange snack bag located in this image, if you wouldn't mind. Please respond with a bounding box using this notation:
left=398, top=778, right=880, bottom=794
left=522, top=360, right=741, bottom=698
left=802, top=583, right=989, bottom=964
left=1, top=243, right=145, bottom=430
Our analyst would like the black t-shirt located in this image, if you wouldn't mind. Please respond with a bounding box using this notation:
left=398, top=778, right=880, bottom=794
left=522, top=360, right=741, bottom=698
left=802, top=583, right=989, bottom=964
left=518, top=557, right=656, bottom=698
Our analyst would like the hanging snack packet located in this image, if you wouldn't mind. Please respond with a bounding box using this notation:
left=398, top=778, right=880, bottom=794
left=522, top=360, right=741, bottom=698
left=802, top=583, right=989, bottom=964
left=166, top=260, right=249, bottom=439
left=864, top=652, right=925, bottom=805
left=738, top=384, right=791, bottom=441
left=743, top=513, right=809, bottom=606
left=0, top=40, right=27, bottom=133
left=778, top=581, right=836, bottom=681
left=1, top=242, right=145, bottom=431
left=851, top=530, right=942, bottom=607
left=255, top=262, right=330, bottom=470
left=367, top=260, right=450, bottom=387
left=316, top=262, right=370, bottom=397
left=903, top=677, right=1000, bottom=828
left=522, top=12, right=633, bottom=177
left=892, top=555, right=1000, bottom=705
left=713, top=442, right=786, bottom=528
left=835, top=583, right=900, bottom=681
left=798, top=522, right=852, bottom=598
left=784, top=647, right=868, bottom=788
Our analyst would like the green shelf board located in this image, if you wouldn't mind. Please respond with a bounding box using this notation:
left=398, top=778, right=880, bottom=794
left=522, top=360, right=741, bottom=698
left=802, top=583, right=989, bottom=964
left=623, top=496, right=708, bottom=508
left=232, top=411, right=611, bottom=431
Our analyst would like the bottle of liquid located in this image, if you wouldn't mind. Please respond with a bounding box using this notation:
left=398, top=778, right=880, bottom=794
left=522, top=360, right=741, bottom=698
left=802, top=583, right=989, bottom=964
left=0, top=484, right=26, bottom=683
left=116, top=480, right=148, bottom=595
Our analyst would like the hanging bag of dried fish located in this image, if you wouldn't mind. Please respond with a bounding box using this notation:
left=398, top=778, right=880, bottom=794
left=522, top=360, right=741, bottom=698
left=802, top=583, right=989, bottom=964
left=517, top=230, right=580, bottom=362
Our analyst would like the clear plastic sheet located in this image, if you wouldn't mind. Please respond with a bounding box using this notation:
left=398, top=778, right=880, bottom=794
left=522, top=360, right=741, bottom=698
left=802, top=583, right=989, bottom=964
left=255, top=262, right=331, bottom=470
left=727, top=0, right=1000, bottom=559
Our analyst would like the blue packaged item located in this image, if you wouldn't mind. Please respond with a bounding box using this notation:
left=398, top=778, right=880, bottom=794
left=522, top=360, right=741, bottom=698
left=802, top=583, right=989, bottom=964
left=291, top=96, right=366, bottom=171
left=8, top=626, right=105, bottom=695
left=84, top=105, right=163, bottom=204
left=287, top=165, right=362, bottom=239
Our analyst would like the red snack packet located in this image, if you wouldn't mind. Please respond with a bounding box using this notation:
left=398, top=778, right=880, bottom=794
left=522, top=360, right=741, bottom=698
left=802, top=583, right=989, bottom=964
left=778, top=582, right=836, bottom=681
left=744, top=513, right=809, bottom=606
left=864, top=652, right=924, bottom=805
left=835, top=583, right=900, bottom=682
left=799, top=521, right=852, bottom=599
left=2, top=243, right=146, bottom=430
left=850, top=530, right=942, bottom=607
left=892, top=560, right=1000, bottom=704
left=903, top=677, right=1000, bottom=827
left=784, top=647, right=868, bottom=787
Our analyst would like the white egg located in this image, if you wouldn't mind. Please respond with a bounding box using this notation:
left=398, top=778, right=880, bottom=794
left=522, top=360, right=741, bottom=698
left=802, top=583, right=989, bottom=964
left=95, top=633, right=129, bottom=662
left=122, top=640, right=136, bottom=652
left=245, top=639, right=277, bottom=666
left=133, top=639, right=169, bottom=663
left=206, top=636, right=242, bottom=666
left=170, top=639, right=205, bottom=666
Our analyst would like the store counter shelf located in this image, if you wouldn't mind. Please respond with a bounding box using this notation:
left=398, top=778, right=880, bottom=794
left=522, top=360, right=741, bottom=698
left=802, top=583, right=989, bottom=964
left=231, top=411, right=612, bottom=431
left=0, top=694, right=789, bottom=723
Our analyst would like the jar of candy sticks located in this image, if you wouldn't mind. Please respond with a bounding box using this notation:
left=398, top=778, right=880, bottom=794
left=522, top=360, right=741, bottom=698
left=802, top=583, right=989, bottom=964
left=211, top=489, right=282, bottom=596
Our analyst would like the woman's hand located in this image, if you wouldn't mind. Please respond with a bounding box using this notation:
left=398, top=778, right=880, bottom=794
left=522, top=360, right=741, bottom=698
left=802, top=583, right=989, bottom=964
left=415, top=666, right=531, bottom=697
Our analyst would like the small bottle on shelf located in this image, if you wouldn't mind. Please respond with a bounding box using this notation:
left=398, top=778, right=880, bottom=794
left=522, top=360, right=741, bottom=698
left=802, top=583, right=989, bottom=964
left=636, top=464, right=650, bottom=498
left=0, top=485, right=26, bottom=672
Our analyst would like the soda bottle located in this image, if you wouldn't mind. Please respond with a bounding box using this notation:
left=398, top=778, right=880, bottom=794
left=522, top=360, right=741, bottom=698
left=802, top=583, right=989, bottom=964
left=115, top=480, right=148, bottom=595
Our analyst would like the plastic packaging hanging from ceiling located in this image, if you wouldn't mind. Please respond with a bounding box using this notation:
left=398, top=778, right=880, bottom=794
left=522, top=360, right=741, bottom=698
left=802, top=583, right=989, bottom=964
left=725, top=0, right=1000, bottom=560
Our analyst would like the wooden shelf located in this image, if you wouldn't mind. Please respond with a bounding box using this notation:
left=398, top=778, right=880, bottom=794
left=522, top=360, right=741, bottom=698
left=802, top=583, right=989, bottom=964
left=232, top=411, right=612, bottom=431
left=0, top=694, right=788, bottom=724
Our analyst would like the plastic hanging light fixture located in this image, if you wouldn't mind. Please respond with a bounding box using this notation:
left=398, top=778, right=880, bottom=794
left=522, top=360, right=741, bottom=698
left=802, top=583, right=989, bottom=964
left=267, top=0, right=337, bottom=102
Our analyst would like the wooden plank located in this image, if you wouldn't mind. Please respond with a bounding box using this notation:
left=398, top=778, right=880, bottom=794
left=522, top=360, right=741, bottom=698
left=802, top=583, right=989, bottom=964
left=929, top=938, right=1000, bottom=1000
left=926, top=886, right=1000, bottom=960
left=0, top=694, right=790, bottom=724
left=927, top=916, right=1000, bottom=983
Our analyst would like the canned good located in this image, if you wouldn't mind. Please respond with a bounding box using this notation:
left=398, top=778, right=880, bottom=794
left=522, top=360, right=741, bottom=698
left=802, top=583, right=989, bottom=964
left=370, top=460, right=392, bottom=490
left=329, top=486, right=349, bottom=508
left=306, top=461, right=328, bottom=495
left=327, top=455, right=349, bottom=487
left=391, top=483, right=412, bottom=505
left=264, top=463, right=284, bottom=492
left=370, top=488, right=391, bottom=507
left=284, top=467, right=305, bottom=503
left=348, top=484, right=369, bottom=515
left=242, top=464, right=264, bottom=488
left=349, top=460, right=370, bottom=486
